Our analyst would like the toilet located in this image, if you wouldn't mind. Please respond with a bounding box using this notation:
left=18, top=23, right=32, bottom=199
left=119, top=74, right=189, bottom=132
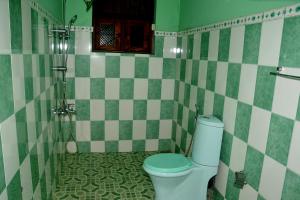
left=143, top=115, right=224, bottom=200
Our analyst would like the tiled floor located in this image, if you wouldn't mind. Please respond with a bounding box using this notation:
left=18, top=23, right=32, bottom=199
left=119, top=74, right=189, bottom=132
left=54, top=152, right=155, bottom=200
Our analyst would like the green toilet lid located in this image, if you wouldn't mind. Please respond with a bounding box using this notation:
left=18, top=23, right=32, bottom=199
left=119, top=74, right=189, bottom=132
left=144, top=153, right=192, bottom=173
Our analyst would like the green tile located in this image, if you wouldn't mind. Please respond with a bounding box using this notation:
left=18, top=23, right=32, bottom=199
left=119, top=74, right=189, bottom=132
left=234, top=102, right=252, bottom=142
left=172, top=121, right=176, bottom=141
left=226, top=63, right=241, bottom=99
left=177, top=104, right=183, bottom=126
left=133, top=140, right=145, bottom=152
left=148, top=79, right=161, bottom=99
left=160, top=100, right=174, bottom=119
left=119, top=121, right=133, bottom=140
left=146, top=120, right=159, bottom=139
left=197, top=88, right=205, bottom=115
left=176, top=37, right=182, bottom=58
left=296, top=96, right=300, bottom=121
left=184, top=83, right=191, bottom=107
left=155, top=36, right=164, bottom=57
left=0, top=55, right=14, bottom=123
left=91, top=121, right=104, bottom=140
left=163, top=58, right=176, bottom=79
left=213, top=94, right=225, bottom=120
left=187, top=34, right=194, bottom=59
left=0, top=137, right=6, bottom=194
left=243, top=23, right=262, bottom=64
left=66, top=78, right=75, bottom=99
left=90, top=78, right=105, bottom=99
left=76, top=100, right=90, bottom=120
left=174, top=80, right=179, bottom=101
left=180, top=130, right=187, bottom=152
left=206, top=61, right=217, bottom=91
left=133, top=100, right=147, bottom=120
left=253, top=66, right=276, bottom=111
left=257, top=194, right=266, bottom=200
left=266, top=114, right=294, bottom=165
left=16, top=108, right=28, bottom=165
left=225, top=169, right=240, bottom=200
left=200, top=32, right=210, bottom=60
left=24, top=55, right=33, bottom=102
left=105, top=56, right=120, bottom=78
left=40, top=172, right=47, bottom=200
left=75, top=55, right=90, bottom=77
left=9, top=0, right=22, bottom=53
left=135, top=57, right=149, bottom=78
left=244, top=146, right=264, bottom=190
left=180, top=60, right=186, bottom=81
left=120, top=79, right=134, bottom=99
left=105, top=100, right=119, bottom=120
left=282, top=169, right=300, bottom=199
left=220, top=131, right=232, bottom=165
left=105, top=141, right=118, bottom=152
left=7, top=170, right=22, bottom=200
left=213, top=188, right=225, bottom=200
left=218, top=28, right=231, bottom=62
left=31, top=9, right=38, bottom=53
left=279, top=16, right=300, bottom=68
left=30, top=145, right=39, bottom=191
left=78, top=142, right=91, bottom=153
left=191, top=60, right=199, bottom=86
left=159, top=139, right=171, bottom=151
left=188, top=110, right=196, bottom=134
left=68, top=31, right=75, bottom=54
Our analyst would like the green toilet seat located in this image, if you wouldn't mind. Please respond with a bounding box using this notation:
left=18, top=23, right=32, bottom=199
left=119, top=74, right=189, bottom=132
left=144, top=153, right=193, bottom=173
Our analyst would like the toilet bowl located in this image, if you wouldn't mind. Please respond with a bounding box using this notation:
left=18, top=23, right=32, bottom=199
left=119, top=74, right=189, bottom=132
left=143, top=116, right=224, bottom=200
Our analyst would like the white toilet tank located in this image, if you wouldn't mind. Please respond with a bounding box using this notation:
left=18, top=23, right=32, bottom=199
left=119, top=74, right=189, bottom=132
left=191, top=115, right=224, bottom=167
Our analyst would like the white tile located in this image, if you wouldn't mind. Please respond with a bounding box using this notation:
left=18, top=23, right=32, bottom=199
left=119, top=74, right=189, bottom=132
left=118, top=140, right=132, bottom=152
left=26, top=101, right=36, bottom=150
left=259, top=156, right=286, bottom=200
left=223, top=97, right=238, bottom=134
left=66, top=55, right=75, bottom=78
left=36, top=137, right=45, bottom=183
left=149, top=57, right=163, bottom=79
left=134, top=79, right=148, bottom=99
left=21, top=0, right=32, bottom=53
left=258, top=19, right=284, bottom=66
left=90, top=100, right=105, bottom=120
left=76, top=121, right=91, bottom=141
left=33, top=183, right=41, bottom=200
left=215, top=161, right=229, bottom=196
left=208, top=30, right=220, bottom=61
left=248, top=106, right=271, bottom=153
left=38, top=16, right=45, bottom=54
left=287, top=121, right=300, bottom=175
left=75, top=31, right=91, bottom=54
left=189, top=86, right=197, bottom=112
left=20, top=155, right=33, bottom=200
left=185, top=60, right=192, bottom=84
left=0, top=0, right=11, bottom=53
left=105, top=78, right=120, bottom=99
left=198, top=61, right=207, bottom=89
left=11, top=54, right=26, bottom=111
left=91, top=141, right=105, bottom=152
left=182, top=106, right=189, bottom=131
left=1, top=116, right=20, bottom=184
left=105, top=121, right=119, bottom=140
left=75, top=78, right=90, bottom=99
left=229, top=137, right=247, bottom=171
left=239, top=185, right=258, bottom=200
left=146, top=139, right=158, bottom=151
left=147, top=100, right=160, bottom=119
left=272, top=75, right=300, bottom=119
left=238, top=64, right=258, bottom=105
left=193, top=33, right=201, bottom=60
left=119, top=100, right=133, bottom=120
left=215, top=62, right=228, bottom=96
left=178, top=82, right=185, bottom=104
left=120, top=56, right=135, bottom=78
left=90, top=55, right=105, bottom=78
left=159, top=120, right=172, bottom=139
left=133, top=120, right=146, bottom=139
left=0, top=189, right=7, bottom=200
left=163, top=36, right=177, bottom=58
left=203, top=91, right=214, bottom=115
left=229, top=26, right=245, bottom=63
left=161, top=80, right=175, bottom=100
left=45, top=161, right=51, bottom=198
left=175, top=125, right=182, bottom=146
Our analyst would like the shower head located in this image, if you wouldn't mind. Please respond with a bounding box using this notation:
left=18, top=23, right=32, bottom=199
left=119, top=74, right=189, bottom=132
left=68, top=15, right=78, bottom=27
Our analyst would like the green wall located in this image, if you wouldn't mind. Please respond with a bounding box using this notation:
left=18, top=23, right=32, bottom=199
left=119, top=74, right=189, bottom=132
left=66, top=0, right=180, bottom=32
left=179, top=0, right=300, bottom=30
left=35, top=0, right=63, bottom=22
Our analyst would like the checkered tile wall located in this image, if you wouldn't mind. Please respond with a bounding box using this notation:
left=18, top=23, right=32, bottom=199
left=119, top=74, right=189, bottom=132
left=0, top=0, right=60, bottom=199
left=63, top=30, right=178, bottom=153
left=171, top=6, right=300, bottom=200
